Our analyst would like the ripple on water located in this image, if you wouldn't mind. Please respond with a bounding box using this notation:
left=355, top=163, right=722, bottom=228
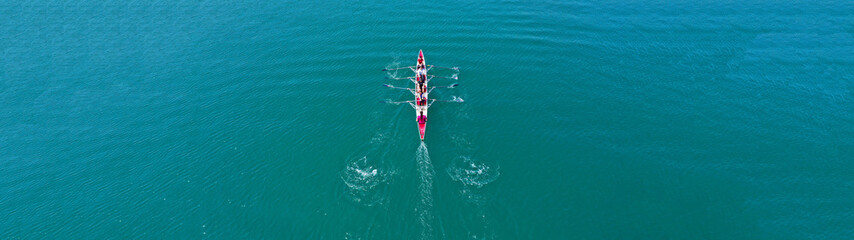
left=341, top=156, right=393, bottom=206
left=447, top=156, right=499, bottom=189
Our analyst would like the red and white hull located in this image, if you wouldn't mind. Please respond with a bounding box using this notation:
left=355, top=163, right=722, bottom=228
left=415, top=49, right=428, bottom=140
left=418, top=122, right=426, bottom=140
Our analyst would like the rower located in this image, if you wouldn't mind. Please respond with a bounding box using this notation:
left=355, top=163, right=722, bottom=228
left=417, top=111, right=426, bottom=124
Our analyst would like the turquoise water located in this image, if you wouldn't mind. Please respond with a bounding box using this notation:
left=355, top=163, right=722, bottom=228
left=2, top=1, right=854, bottom=239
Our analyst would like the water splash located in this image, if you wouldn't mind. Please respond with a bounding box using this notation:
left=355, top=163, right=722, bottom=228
left=447, top=156, right=500, bottom=239
left=415, top=142, right=434, bottom=240
left=448, top=156, right=499, bottom=189
left=341, top=156, right=393, bottom=206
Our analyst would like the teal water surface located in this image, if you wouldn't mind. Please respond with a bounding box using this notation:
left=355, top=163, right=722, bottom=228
left=2, top=1, right=854, bottom=239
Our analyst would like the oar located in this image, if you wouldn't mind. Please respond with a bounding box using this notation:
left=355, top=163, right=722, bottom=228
left=382, top=100, right=415, bottom=104
left=428, top=65, right=459, bottom=71
left=432, top=98, right=464, bottom=103
left=436, top=96, right=465, bottom=102
left=382, top=66, right=413, bottom=71
left=431, top=83, right=459, bottom=89
left=385, top=76, right=415, bottom=80
left=383, top=84, right=414, bottom=91
left=427, top=75, right=458, bottom=80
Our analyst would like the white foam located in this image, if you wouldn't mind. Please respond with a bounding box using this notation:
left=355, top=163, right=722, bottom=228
left=341, top=156, right=392, bottom=206
left=416, top=142, right=434, bottom=240
left=447, top=156, right=499, bottom=189
left=447, top=155, right=500, bottom=238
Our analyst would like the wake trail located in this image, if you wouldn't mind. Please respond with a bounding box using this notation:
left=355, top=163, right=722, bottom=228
left=416, top=142, right=434, bottom=240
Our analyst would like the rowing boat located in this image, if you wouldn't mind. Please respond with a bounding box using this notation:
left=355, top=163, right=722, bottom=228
left=415, top=50, right=428, bottom=140
left=382, top=50, right=462, bottom=140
